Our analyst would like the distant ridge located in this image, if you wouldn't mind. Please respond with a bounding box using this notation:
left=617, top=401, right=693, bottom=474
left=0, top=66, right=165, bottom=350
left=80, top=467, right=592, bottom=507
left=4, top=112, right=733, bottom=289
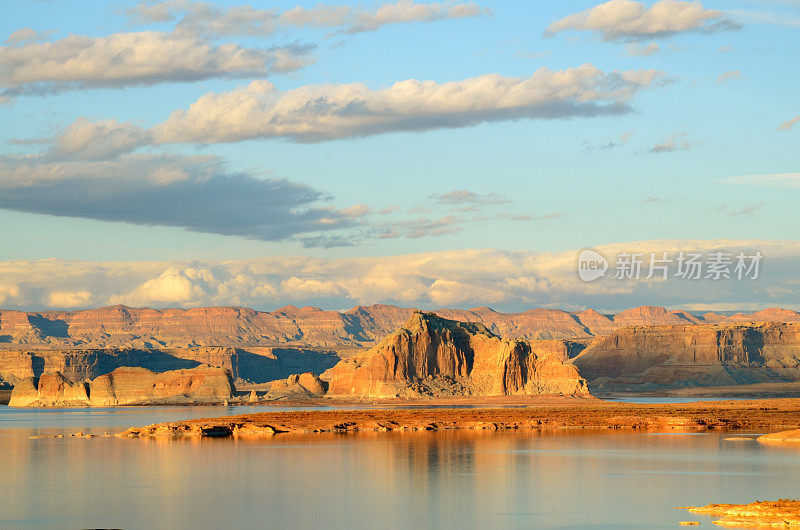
left=1, top=304, right=798, bottom=350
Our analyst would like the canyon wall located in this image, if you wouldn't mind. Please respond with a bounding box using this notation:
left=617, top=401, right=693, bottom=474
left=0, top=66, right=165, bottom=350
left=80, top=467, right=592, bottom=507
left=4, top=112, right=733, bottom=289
left=3, top=304, right=797, bottom=350
left=0, top=346, right=339, bottom=386
left=572, top=322, right=800, bottom=388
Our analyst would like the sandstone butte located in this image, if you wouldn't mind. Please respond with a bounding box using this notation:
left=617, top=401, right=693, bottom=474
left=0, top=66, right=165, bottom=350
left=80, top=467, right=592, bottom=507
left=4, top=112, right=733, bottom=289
left=321, top=311, right=588, bottom=398
left=679, top=499, right=800, bottom=527
left=8, top=366, right=233, bottom=407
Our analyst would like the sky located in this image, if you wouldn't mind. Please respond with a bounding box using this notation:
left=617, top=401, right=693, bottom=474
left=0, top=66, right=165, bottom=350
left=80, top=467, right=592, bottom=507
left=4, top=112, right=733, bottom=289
left=0, top=0, right=798, bottom=312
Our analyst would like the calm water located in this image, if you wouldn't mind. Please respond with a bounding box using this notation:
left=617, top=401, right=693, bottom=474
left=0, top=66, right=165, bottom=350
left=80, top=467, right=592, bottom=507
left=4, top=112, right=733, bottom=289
left=1, top=406, right=799, bottom=529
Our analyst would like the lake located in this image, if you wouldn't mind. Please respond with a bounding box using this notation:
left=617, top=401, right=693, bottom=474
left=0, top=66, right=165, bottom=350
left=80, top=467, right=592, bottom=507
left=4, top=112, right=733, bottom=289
left=1, top=405, right=798, bottom=529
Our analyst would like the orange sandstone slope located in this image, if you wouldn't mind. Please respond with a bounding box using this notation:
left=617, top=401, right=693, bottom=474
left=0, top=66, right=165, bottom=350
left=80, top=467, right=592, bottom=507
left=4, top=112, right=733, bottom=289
left=321, top=311, right=589, bottom=398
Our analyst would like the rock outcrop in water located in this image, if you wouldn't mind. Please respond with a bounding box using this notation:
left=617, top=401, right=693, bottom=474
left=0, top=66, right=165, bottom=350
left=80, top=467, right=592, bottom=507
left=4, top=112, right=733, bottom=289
left=322, top=311, right=589, bottom=398
left=679, top=499, right=800, bottom=527
left=572, top=322, right=800, bottom=388
left=8, top=366, right=233, bottom=407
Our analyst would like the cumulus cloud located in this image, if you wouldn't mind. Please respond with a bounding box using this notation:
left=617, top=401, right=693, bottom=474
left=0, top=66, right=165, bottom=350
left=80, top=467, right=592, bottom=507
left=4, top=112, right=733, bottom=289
left=776, top=116, right=800, bottom=131
left=0, top=31, right=313, bottom=98
left=546, top=0, right=739, bottom=41
left=129, top=0, right=489, bottom=36
left=0, top=239, right=797, bottom=312
left=49, top=118, right=152, bottom=160
left=0, top=152, right=362, bottom=243
left=150, top=65, right=663, bottom=143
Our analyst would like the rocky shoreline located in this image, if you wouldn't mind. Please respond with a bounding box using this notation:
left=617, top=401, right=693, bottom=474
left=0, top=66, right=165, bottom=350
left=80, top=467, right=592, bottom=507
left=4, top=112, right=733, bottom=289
left=115, top=398, right=800, bottom=439
left=679, top=499, right=800, bottom=527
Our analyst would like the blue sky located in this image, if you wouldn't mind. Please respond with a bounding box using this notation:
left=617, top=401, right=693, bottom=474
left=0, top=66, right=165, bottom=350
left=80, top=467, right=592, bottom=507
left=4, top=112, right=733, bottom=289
left=0, top=0, right=798, bottom=311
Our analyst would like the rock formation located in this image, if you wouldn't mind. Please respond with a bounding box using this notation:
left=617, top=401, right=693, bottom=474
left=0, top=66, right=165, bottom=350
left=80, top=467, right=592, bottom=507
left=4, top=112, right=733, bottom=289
left=572, top=322, right=800, bottom=388
left=7, top=366, right=233, bottom=407
left=8, top=372, right=90, bottom=407
left=266, top=373, right=328, bottom=400
left=322, top=311, right=588, bottom=398
left=3, top=303, right=800, bottom=351
left=0, top=346, right=339, bottom=387
left=89, top=366, right=234, bottom=406
left=679, top=499, right=800, bottom=527
left=4, top=303, right=800, bottom=397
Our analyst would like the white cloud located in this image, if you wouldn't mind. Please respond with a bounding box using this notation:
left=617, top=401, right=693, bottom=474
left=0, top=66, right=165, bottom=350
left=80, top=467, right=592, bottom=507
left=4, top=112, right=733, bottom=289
left=0, top=31, right=310, bottom=98
left=151, top=66, right=663, bottom=143
left=625, top=42, right=660, bottom=55
left=1, top=240, right=797, bottom=312
left=119, top=267, right=213, bottom=306
left=726, top=172, right=800, bottom=187
left=546, top=0, right=739, bottom=41
left=48, top=290, right=93, bottom=308
left=344, top=0, right=489, bottom=33
left=51, top=118, right=152, bottom=160
left=129, top=0, right=489, bottom=36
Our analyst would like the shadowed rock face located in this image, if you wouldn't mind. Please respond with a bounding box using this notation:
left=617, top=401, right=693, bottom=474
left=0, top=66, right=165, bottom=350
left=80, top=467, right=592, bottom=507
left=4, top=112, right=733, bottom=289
left=0, top=346, right=339, bottom=386
left=322, top=312, right=589, bottom=398
left=8, top=366, right=233, bottom=407
left=572, top=322, right=800, bottom=388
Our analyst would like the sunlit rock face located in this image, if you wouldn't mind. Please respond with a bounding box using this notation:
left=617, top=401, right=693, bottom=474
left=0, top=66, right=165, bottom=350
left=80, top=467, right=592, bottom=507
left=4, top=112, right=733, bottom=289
left=8, top=366, right=233, bottom=407
left=8, top=372, right=89, bottom=407
left=322, top=311, right=589, bottom=398
left=572, top=322, right=800, bottom=388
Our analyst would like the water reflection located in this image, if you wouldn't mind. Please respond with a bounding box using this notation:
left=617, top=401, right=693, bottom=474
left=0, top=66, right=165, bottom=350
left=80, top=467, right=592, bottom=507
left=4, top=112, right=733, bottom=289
left=3, top=426, right=800, bottom=529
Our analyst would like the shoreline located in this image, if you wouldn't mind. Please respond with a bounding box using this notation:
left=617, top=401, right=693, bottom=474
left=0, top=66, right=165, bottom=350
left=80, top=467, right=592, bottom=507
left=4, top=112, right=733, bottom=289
left=115, top=398, right=800, bottom=439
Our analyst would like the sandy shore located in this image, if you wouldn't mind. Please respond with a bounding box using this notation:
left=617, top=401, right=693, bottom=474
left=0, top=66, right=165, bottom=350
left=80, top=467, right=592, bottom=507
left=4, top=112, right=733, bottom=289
left=116, top=398, right=800, bottom=439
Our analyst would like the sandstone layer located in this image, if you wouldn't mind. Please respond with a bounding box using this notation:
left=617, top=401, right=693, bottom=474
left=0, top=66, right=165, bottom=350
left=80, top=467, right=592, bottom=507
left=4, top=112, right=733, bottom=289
left=3, top=304, right=797, bottom=350
left=322, top=311, right=588, bottom=398
left=572, top=322, right=800, bottom=389
left=8, top=366, right=233, bottom=407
